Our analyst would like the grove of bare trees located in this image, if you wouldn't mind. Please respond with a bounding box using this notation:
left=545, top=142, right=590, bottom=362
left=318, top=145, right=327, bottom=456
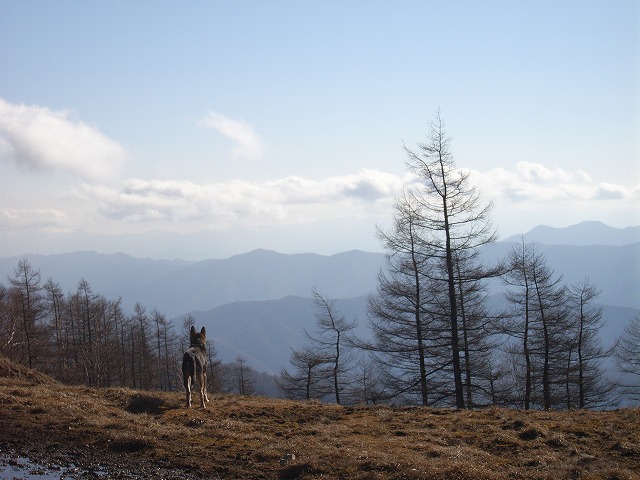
left=277, top=112, right=632, bottom=410
left=0, top=259, right=226, bottom=393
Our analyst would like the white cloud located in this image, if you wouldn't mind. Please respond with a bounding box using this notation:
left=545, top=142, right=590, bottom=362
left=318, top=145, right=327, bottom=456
left=76, top=168, right=405, bottom=230
left=200, top=111, right=264, bottom=160
left=461, top=161, right=639, bottom=234
left=2, top=161, right=636, bottom=248
left=0, top=98, right=128, bottom=180
left=594, top=183, right=629, bottom=200
left=468, top=161, right=637, bottom=204
left=0, top=207, right=69, bottom=232
left=516, top=162, right=573, bottom=184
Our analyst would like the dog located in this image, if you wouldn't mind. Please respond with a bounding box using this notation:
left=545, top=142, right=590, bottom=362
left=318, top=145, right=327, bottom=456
left=182, top=326, right=209, bottom=408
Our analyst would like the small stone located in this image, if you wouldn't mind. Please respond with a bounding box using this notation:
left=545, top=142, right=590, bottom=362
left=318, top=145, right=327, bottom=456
left=279, top=453, right=296, bottom=466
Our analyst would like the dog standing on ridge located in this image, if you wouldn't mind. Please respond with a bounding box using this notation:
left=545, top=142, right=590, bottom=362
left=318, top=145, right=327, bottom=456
left=182, top=326, right=209, bottom=408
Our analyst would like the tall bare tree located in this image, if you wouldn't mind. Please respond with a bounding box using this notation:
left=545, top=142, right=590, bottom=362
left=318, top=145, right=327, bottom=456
left=401, top=112, right=497, bottom=408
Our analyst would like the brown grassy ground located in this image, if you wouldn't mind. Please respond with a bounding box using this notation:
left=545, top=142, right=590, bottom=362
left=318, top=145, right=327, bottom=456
left=0, top=357, right=638, bottom=480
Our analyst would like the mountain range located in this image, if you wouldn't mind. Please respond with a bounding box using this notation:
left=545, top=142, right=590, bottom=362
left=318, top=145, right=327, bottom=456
left=0, top=249, right=384, bottom=317
left=0, top=221, right=638, bottom=373
left=502, top=221, right=640, bottom=246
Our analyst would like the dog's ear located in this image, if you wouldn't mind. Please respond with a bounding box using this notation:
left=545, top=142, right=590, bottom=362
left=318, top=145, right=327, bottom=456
left=190, top=325, right=196, bottom=336
left=200, top=327, right=206, bottom=337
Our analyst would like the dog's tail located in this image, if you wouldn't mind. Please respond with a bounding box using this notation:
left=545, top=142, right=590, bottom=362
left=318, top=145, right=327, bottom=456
left=182, top=352, right=195, bottom=390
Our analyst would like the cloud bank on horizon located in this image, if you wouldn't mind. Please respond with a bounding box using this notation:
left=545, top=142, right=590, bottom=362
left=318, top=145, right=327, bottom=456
left=1, top=98, right=637, bottom=251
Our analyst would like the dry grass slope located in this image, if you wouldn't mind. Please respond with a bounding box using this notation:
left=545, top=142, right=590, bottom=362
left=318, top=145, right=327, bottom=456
left=0, top=356, right=638, bottom=480
left=0, top=356, right=59, bottom=385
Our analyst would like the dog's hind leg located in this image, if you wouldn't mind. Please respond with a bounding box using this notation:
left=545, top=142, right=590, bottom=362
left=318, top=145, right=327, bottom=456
left=182, top=353, right=195, bottom=408
left=203, top=369, right=210, bottom=404
left=197, top=372, right=207, bottom=409
left=185, top=376, right=192, bottom=408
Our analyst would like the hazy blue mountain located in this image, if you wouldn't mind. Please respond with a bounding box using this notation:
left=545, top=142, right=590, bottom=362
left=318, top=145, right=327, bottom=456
left=0, top=251, right=189, bottom=300
left=0, top=249, right=385, bottom=317
left=502, top=221, right=640, bottom=246
left=134, top=249, right=385, bottom=317
left=179, top=294, right=636, bottom=374
left=0, top=223, right=637, bottom=317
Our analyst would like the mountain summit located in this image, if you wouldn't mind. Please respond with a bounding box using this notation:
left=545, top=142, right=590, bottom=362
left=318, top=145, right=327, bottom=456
left=503, top=221, right=640, bottom=246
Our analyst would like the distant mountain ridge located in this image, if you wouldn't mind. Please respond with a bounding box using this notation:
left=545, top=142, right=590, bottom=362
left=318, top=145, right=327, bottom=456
left=502, top=221, right=640, bottom=246
left=1, top=221, right=638, bottom=374
left=0, top=223, right=638, bottom=315
left=0, top=249, right=386, bottom=317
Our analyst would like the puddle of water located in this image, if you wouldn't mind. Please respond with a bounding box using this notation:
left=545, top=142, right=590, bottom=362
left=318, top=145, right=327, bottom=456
left=0, top=455, right=108, bottom=479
